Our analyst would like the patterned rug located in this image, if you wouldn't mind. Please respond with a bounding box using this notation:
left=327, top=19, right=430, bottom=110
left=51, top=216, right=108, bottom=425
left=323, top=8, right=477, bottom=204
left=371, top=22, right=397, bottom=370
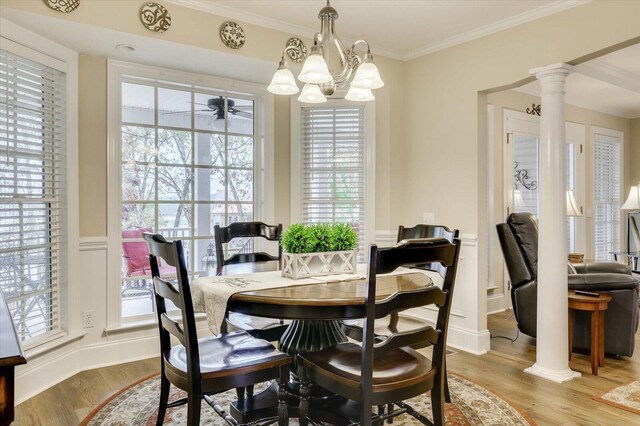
left=593, top=381, right=640, bottom=415
left=81, top=373, right=535, bottom=425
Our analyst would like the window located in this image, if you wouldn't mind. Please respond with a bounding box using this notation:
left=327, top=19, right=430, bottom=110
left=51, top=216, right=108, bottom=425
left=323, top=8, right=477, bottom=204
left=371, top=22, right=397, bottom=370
left=292, top=101, right=374, bottom=259
left=593, top=129, right=622, bottom=260
left=118, top=77, right=259, bottom=319
left=0, top=48, right=67, bottom=343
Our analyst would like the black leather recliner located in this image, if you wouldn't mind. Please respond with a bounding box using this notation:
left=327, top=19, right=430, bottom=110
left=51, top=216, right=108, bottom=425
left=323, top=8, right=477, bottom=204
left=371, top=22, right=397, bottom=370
left=497, top=212, right=639, bottom=357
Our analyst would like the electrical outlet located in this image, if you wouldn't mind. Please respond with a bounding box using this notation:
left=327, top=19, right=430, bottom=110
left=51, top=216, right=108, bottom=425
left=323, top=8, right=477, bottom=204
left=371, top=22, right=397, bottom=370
left=82, top=310, right=95, bottom=328
left=423, top=212, right=435, bottom=224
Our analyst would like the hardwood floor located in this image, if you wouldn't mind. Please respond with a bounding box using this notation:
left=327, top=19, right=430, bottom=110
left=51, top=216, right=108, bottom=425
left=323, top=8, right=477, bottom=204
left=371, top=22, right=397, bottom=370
left=15, top=312, right=639, bottom=425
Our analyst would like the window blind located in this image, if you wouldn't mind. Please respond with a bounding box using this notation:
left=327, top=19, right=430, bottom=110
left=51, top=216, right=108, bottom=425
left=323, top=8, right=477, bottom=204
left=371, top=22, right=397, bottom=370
left=0, top=48, right=66, bottom=343
left=593, top=135, right=621, bottom=261
left=301, top=106, right=365, bottom=257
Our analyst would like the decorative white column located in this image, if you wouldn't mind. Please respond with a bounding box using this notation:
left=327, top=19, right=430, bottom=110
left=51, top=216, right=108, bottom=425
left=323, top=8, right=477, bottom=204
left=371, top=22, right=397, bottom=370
left=524, top=63, right=581, bottom=383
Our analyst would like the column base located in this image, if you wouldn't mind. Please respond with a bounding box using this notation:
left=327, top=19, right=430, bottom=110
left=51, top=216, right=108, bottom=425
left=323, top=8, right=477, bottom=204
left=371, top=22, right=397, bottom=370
left=524, top=363, right=581, bottom=383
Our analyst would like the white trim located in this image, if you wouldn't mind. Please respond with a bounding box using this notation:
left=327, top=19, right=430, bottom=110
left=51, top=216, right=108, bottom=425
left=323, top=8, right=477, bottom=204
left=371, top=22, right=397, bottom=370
left=79, top=237, right=109, bottom=252
left=575, top=59, right=640, bottom=95
left=106, top=60, right=274, bottom=328
left=166, top=0, right=589, bottom=61
left=0, top=17, right=80, bottom=351
left=290, top=98, right=376, bottom=248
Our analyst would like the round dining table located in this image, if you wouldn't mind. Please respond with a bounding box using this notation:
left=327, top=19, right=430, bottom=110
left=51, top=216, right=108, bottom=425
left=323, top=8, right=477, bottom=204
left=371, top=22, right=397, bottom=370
left=207, top=262, right=433, bottom=424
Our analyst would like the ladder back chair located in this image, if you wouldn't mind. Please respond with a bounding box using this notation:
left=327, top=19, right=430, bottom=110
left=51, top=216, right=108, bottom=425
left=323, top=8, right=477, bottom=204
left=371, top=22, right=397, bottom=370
left=299, top=238, right=461, bottom=426
left=214, top=222, right=290, bottom=342
left=341, top=224, right=459, bottom=403
left=144, top=233, right=291, bottom=426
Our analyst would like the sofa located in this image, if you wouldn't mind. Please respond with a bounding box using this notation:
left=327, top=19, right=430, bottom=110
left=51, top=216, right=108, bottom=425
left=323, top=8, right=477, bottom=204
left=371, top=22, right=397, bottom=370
left=497, top=212, right=639, bottom=357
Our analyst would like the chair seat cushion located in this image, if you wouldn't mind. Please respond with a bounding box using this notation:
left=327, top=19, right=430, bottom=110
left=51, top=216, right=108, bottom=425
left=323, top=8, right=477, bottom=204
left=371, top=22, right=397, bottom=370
left=300, top=342, right=434, bottom=386
left=164, top=331, right=289, bottom=379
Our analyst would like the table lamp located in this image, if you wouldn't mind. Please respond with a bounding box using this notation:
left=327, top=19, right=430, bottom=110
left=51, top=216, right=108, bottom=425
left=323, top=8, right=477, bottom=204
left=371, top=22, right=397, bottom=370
left=621, top=182, right=640, bottom=252
left=566, top=190, right=584, bottom=263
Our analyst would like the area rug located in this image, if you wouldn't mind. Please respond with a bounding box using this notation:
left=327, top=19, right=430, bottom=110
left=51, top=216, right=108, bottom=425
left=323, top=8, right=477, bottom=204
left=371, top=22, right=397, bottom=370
left=593, top=381, right=640, bottom=415
left=81, top=373, right=535, bottom=425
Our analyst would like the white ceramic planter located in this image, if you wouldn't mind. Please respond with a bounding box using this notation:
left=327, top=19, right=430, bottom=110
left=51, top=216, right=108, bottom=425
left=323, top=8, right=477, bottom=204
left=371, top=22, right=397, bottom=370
left=281, top=249, right=357, bottom=279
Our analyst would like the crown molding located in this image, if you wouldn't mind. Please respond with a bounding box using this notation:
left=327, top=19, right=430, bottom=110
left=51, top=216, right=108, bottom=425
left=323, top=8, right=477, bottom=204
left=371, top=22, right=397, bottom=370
left=167, top=0, right=590, bottom=62
left=575, top=59, right=640, bottom=95
left=401, top=0, right=591, bottom=60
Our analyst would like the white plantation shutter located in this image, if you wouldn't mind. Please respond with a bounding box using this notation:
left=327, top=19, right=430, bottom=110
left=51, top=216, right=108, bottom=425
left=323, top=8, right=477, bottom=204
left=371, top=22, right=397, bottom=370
left=593, top=134, right=621, bottom=260
left=301, top=106, right=365, bottom=257
left=0, top=48, right=66, bottom=344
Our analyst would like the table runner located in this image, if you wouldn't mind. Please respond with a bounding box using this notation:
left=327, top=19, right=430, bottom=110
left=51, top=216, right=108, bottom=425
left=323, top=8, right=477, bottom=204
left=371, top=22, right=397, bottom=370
left=191, top=266, right=440, bottom=334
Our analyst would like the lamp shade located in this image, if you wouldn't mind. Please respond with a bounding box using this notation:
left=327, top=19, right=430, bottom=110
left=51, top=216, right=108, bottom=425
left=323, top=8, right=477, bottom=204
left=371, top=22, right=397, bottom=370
left=267, top=67, right=299, bottom=95
left=351, top=61, right=384, bottom=90
left=297, top=83, right=326, bottom=103
left=298, top=53, right=332, bottom=84
left=345, top=85, right=375, bottom=102
left=566, top=190, right=582, bottom=217
left=621, top=183, right=640, bottom=210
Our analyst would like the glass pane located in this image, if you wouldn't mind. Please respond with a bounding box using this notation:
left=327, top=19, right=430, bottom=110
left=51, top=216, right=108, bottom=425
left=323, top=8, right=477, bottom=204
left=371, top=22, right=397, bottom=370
left=194, top=238, right=217, bottom=272
left=158, top=203, right=191, bottom=237
left=158, top=166, right=192, bottom=201
left=195, top=133, right=224, bottom=166
left=513, top=133, right=538, bottom=215
left=158, top=129, right=192, bottom=165
left=227, top=97, right=254, bottom=135
left=194, top=203, right=224, bottom=237
left=122, top=83, right=154, bottom=125
left=211, top=169, right=227, bottom=201
left=122, top=164, right=155, bottom=201
left=122, top=126, right=155, bottom=163
left=228, top=169, right=253, bottom=201
left=158, top=88, right=191, bottom=129
left=228, top=203, right=253, bottom=223
left=228, top=136, right=253, bottom=167
left=194, top=93, right=225, bottom=132
left=122, top=203, right=155, bottom=230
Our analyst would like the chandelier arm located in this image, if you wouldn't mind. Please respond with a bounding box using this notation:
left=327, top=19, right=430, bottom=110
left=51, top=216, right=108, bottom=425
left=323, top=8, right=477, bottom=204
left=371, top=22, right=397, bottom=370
left=331, top=35, right=353, bottom=88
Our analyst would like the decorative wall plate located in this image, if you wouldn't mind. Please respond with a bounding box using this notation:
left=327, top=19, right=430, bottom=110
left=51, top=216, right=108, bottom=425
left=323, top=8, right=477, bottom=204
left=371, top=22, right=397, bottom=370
left=285, top=38, right=307, bottom=63
left=219, top=21, right=246, bottom=49
left=140, top=2, right=172, bottom=33
left=44, top=0, right=80, bottom=13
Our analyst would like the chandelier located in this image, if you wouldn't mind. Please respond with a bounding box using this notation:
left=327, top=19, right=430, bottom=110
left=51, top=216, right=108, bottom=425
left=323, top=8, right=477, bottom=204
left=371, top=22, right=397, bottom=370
left=267, top=0, right=384, bottom=103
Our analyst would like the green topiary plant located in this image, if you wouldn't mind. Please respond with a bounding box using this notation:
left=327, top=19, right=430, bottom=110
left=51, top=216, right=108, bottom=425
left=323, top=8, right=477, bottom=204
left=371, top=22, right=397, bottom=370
left=281, top=223, right=358, bottom=253
left=329, top=223, right=358, bottom=251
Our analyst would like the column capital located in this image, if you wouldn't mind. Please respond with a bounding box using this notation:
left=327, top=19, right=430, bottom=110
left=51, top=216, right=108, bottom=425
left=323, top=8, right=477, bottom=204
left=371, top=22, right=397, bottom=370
left=530, top=63, right=575, bottom=79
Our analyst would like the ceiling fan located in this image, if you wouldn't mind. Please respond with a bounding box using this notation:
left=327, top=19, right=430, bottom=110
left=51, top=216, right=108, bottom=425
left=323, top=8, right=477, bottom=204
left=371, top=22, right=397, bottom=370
left=163, top=96, right=253, bottom=120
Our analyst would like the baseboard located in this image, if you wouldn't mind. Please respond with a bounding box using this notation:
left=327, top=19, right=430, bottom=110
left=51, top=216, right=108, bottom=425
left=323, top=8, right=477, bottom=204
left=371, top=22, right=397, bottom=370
left=487, top=293, right=507, bottom=314
left=402, top=309, right=491, bottom=355
left=15, top=334, right=160, bottom=404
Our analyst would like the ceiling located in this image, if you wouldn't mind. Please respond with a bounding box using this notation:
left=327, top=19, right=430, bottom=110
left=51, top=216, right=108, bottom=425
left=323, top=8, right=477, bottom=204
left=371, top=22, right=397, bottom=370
left=515, top=43, right=640, bottom=119
left=169, top=0, right=588, bottom=60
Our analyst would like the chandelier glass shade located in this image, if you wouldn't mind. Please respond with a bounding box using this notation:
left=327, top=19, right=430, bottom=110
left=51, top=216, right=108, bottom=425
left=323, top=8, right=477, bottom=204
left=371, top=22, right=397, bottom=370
left=298, top=83, right=327, bottom=103
left=267, top=60, right=300, bottom=95
left=267, top=1, right=383, bottom=103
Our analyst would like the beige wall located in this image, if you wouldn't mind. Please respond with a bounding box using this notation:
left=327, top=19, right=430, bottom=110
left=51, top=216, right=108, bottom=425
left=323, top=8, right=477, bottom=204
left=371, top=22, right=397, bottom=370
left=487, top=89, right=635, bottom=294
left=78, top=55, right=108, bottom=236
left=631, top=118, right=640, bottom=188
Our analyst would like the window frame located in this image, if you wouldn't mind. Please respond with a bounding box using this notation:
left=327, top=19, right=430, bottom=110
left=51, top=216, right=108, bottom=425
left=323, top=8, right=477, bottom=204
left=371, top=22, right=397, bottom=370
left=290, top=98, right=375, bottom=255
left=0, top=18, right=79, bottom=351
left=106, top=60, right=274, bottom=327
left=591, top=126, right=624, bottom=261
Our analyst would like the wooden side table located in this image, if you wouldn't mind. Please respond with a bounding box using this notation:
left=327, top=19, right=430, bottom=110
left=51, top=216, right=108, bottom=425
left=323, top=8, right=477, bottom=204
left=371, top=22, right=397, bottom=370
left=568, top=291, right=612, bottom=375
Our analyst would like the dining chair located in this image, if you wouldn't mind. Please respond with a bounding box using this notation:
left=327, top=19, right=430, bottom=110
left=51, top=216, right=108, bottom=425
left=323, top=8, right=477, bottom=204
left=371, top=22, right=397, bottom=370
left=214, top=221, right=290, bottom=341
left=341, top=224, right=459, bottom=403
left=298, top=237, right=461, bottom=426
left=144, top=233, right=291, bottom=426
